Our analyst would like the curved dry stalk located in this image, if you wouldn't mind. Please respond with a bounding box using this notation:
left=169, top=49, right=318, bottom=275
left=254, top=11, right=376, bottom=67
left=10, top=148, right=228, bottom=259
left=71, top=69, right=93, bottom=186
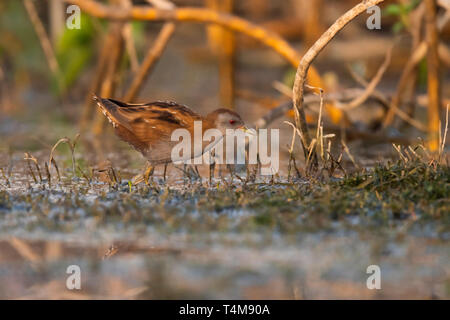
left=94, top=23, right=126, bottom=134
left=44, top=162, right=52, bottom=187
left=24, top=0, right=61, bottom=76
left=384, top=0, right=447, bottom=130
left=260, top=101, right=414, bottom=146
left=383, top=42, right=428, bottom=127
left=346, top=65, right=390, bottom=109
left=67, top=0, right=351, bottom=127
left=63, top=0, right=324, bottom=88
left=121, top=0, right=139, bottom=73
left=315, top=88, right=325, bottom=161
left=349, top=75, right=427, bottom=132
left=24, top=152, right=42, bottom=183
left=124, top=0, right=177, bottom=102
left=394, top=107, right=428, bottom=131
left=346, top=50, right=427, bottom=132
left=283, top=120, right=317, bottom=169
left=284, top=122, right=298, bottom=153
left=272, top=81, right=293, bottom=98
left=342, top=44, right=393, bottom=111
left=254, top=88, right=389, bottom=130
left=8, top=238, right=41, bottom=265
left=341, top=139, right=359, bottom=169
left=124, top=22, right=176, bottom=101
left=206, top=0, right=236, bottom=108
left=284, top=121, right=302, bottom=179
left=292, top=0, right=385, bottom=166
left=48, top=134, right=80, bottom=177
left=440, top=104, right=449, bottom=157
left=396, top=1, right=425, bottom=125
left=425, top=0, right=442, bottom=152
left=80, top=32, right=112, bottom=128
left=123, top=24, right=139, bottom=73
left=254, top=101, right=292, bottom=129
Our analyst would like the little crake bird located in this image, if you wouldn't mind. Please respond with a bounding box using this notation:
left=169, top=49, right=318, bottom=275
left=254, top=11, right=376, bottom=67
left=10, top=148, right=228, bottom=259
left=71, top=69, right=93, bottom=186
left=94, top=95, right=248, bottom=168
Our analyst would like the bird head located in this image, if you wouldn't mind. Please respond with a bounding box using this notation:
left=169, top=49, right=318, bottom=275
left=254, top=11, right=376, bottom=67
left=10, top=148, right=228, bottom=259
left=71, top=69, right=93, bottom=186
left=206, top=108, right=249, bottom=134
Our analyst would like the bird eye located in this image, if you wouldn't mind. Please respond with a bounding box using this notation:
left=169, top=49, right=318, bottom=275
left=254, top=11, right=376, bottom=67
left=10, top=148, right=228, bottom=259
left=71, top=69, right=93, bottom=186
left=229, top=119, right=236, bottom=125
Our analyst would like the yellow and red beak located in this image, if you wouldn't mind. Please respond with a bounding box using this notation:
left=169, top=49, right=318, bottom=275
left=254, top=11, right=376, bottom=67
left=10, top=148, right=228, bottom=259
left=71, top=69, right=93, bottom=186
left=238, top=125, right=256, bottom=135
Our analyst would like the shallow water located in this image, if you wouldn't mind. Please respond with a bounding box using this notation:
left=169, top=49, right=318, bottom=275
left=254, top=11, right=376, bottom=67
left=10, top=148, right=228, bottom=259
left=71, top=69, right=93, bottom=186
left=0, top=229, right=448, bottom=299
left=0, top=151, right=448, bottom=299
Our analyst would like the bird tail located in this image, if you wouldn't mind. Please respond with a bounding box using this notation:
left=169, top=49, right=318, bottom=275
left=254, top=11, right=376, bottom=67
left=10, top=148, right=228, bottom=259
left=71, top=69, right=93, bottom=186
left=93, top=95, right=123, bottom=129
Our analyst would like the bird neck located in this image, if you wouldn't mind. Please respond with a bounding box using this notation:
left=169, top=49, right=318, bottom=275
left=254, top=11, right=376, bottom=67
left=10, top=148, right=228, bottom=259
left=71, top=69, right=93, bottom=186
left=203, top=113, right=220, bottom=133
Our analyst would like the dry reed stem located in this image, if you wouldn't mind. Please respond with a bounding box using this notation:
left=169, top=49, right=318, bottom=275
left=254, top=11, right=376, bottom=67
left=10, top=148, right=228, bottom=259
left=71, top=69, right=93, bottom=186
left=255, top=88, right=396, bottom=130
left=8, top=237, right=41, bottom=264
left=341, top=139, right=359, bottom=169
left=80, top=32, right=112, bottom=128
left=45, top=162, right=51, bottom=187
left=383, top=42, right=427, bottom=127
left=23, top=0, right=61, bottom=77
left=395, top=106, right=428, bottom=132
left=393, top=144, right=409, bottom=163
left=425, top=0, right=442, bottom=152
left=63, top=0, right=325, bottom=93
left=292, top=0, right=385, bottom=168
left=77, top=164, right=92, bottom=184
left=346, top=65, right=390, bottom=108
left=48, top=134, right=80, bottom=177
left=397, top=2, right=425, bottom=126
left=273, top=81, right=293, bottom=98
left=24, top=154, right=37, bottom=183
left=94, top=20, right=126, bottom=134
left=315, top=87, right=324, bottom=147
left=284, top=121, right=299, bottom=155
left=123, top=0, right=177, bottom=102
left=384, top=1, right=448, bottom=129
left=123, top=24, right=139, bottom=73
left=342, top=44, right=393, bottom=111
left=206, top=0, right=235, bottom=109
left=440, top=104, right=449, bottom=157
left=346, top=64, right=427, bottom=131
left=284, top=121, right=302, bottom=179
left=122, top=0, right=139, bottom=73
left=124, top=22, right=176, bottom=101
left=209, top=150, right=216, bottom=185
left=300, top=0, right=325, bottom=47
left=24, top=152, right=42, bottom=183
left=51, top=158, right=61, bottom=182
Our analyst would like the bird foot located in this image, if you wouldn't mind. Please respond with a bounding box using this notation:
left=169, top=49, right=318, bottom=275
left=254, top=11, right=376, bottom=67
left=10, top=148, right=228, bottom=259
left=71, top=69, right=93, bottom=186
left=131, top=165, right=154, bottom=185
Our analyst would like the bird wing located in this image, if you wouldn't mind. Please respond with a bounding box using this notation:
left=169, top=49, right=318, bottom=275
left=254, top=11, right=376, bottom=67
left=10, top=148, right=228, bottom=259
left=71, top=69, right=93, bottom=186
left=94, top=96, right=202, bottom=160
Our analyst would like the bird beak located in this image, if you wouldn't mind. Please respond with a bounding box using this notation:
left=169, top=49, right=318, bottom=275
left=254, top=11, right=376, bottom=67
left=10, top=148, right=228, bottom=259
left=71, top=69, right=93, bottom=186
left=238, top=126, right=256, bottom=135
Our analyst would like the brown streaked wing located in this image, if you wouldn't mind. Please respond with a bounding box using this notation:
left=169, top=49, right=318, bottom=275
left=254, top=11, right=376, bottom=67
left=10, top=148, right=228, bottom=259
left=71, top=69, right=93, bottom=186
left=99, top=98, right=201, bottom=131
left=99, top=98, right=202, bottom=161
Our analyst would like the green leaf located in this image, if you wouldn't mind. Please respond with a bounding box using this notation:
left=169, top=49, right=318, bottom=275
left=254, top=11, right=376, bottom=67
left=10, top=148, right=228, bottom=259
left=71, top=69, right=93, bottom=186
left=55, top=13, right=96, bottom=93
left=385, top=4, right=402, bottom=16
left=406, top=0, right=422, bottom=12
left=392, top=21, right=405, bottom=33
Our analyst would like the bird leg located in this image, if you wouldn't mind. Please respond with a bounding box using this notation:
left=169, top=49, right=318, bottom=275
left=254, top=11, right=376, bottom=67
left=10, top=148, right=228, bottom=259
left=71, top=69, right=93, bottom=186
left=131, top=163, right=154, bottom=185
left=163, top=163, right=168, bottom=182
left=144, top=164, right=154, bottom=185
left=209, top=150, right=216, bottom=185
left=194, top=165, right=201, bottom=180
